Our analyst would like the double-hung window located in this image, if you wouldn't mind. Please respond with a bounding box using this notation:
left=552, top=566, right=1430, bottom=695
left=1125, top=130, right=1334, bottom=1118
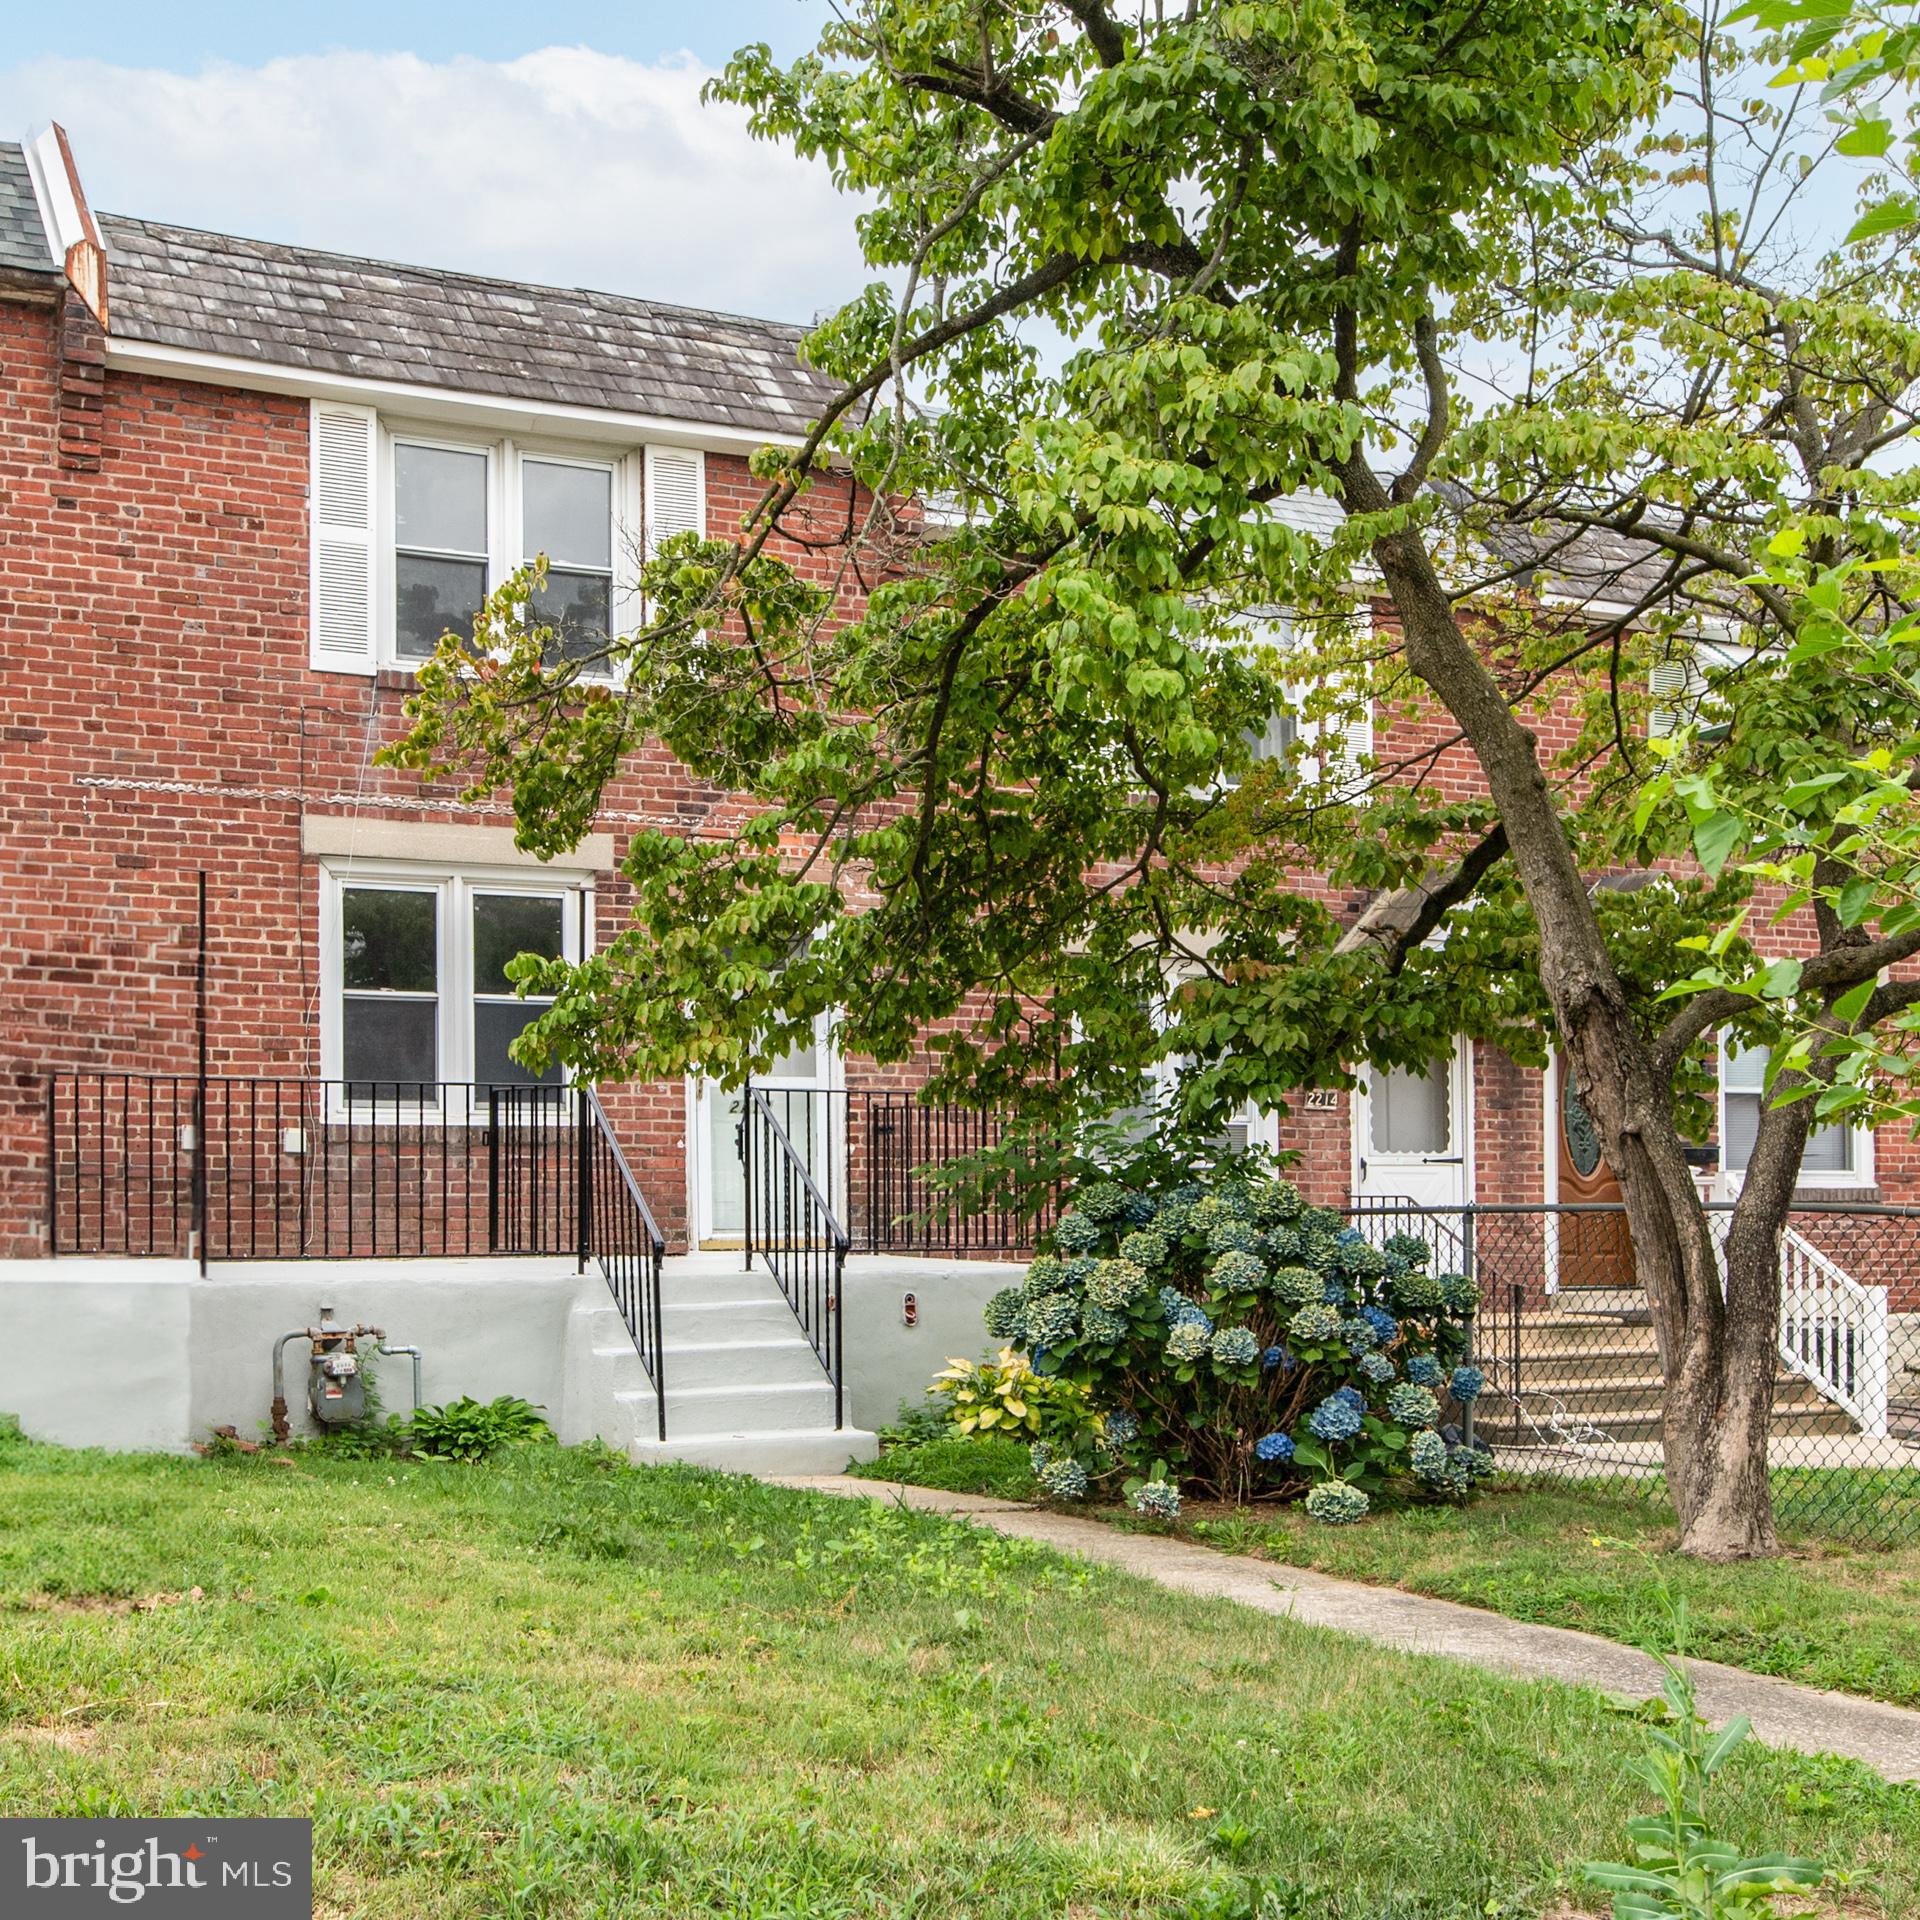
left=1718, top=1038, right=1867, bottom=1188
left=327, top=865, right=584, bottom=1102
left=387, top=435, right=620, bottom=667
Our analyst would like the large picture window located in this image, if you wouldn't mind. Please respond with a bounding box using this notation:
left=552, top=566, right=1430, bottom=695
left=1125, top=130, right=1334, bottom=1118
left=324, top=865, right=585, bottom=1101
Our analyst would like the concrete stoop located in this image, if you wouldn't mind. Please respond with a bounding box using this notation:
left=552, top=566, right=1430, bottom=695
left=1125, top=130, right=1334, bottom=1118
left=569, top=1256, right=877, bottom=1475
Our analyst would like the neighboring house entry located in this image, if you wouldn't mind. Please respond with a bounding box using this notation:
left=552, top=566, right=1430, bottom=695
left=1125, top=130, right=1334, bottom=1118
left=1353, top=1040, right=1470, bottom=1212
left=691, top=1014, right=842, bottom=1248
left=1554, top=1058, right=1637, bottom=1290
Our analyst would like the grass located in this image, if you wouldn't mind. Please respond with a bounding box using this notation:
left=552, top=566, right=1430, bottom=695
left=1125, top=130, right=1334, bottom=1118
left=1175, top=1484, right=1920, bottom=1711
left=2, top=1437, right=1918, bottom=1918
left=844, top=1433, right=1039, bottom=1500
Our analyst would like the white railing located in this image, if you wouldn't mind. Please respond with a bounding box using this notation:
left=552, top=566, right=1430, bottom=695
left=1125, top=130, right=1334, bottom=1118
left=1708, top=1215, right=1891, bottom=1438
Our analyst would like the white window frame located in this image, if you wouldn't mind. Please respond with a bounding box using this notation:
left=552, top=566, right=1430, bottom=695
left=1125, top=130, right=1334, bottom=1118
left=378, top=423, right=633, bottom=673
left=319, top=858, right=593, bottom=1118
left=1218, top=607, right=1372, bottom=799
left=1715, top=1034, right=1872, bottom=1193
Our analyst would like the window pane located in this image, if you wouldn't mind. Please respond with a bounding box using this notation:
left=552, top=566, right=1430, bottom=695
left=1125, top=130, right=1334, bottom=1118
left=1722, top=1042, right=1769, bottom=1094
left=1369, top=1061, right=1451, bottom=1154
left=397, top=553, right=487, bottom=658
left=1251, top=709, right=1297, bottom=763
left=473, top=894, right=565, bottom=994
left=1725, top=1093, right=1851, bottom=1174
left=523, top=460, right=612, bottom=570
left=343, top=995, right=437, bottom=1086
left=395, top=443, right=487, bottom=555
left=474, top=998, right=562, bottom=1086
left=529, top=568, right=612, bottom=664
left=342, top=889, right=436, bottom=992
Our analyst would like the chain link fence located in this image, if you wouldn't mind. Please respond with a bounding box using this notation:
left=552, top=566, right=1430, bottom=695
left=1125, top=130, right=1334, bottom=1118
left=1352, top=1200, right=1920, bottom=1548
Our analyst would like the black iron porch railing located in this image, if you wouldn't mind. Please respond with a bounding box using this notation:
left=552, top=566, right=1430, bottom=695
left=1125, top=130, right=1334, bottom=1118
left=47, top=1074, right=586, bottom=1262
left=579, top=1087, right=666, bottom=1439
left=746, top=1086, right=1054, bottom=1258
left=741, top=1086, right=847, bottom=1428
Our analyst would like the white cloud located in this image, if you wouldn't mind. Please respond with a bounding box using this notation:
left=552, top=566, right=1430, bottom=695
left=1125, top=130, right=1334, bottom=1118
left=0, top=47, right=867, bottom=323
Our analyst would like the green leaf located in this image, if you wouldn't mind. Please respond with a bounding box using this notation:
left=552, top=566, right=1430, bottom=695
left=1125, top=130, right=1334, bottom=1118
left=1837, top=875, right=1877, bottom=926
left=1847, top=194, right=1919, bottom=242
left=1693, top=812, right=1744, bottom=879
left=1831, top=978, right=1876, bottom=1026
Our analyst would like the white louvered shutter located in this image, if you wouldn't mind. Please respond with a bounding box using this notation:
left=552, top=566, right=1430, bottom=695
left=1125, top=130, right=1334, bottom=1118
left=644, top=445, right=705, bottom=556
left=308, top=402, right=378, bottom=673
left=1328, top=699, right=1374, bottom=802
left=1648, top=653, right=1707, bottom=738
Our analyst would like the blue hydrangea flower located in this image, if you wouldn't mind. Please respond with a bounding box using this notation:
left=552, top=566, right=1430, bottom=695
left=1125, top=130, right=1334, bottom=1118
left=1361, top=1306, right=1399, bottom=1342
left=1439, top=1271, right=1478, bottom=1318
left=1119, top=1228, right=1168, bottom=1269
left=1075, top=1182, right=1133, bottom=1224
left=1381, top=1232, right=1431, bottom=1270
left=1085, top=1257, right=1148, bottom=1309
left=1248, top=1178, right=1302, bottom=1226
left=1172, top=1303, right=1213, bottom=1334
left=1386, top=1383, right=1442, bottom=1429
left=1321, top=1277, right=1353, bottom=1306
left=1158, top=1285, right=1189, bottom=1323
left=1038, top=1456, right=1089, bottom=1500
left=1080, top=1304, right=1129, bottom=1343
left=1063, top=1255, right=1100, bottom=1289
left=1121, top=1192, right=1158, bottom=1226
left=1024, top=1254, right=1068, bottom=1295
left=1334, top=1385, right=1366, bottom=1411
left=1131, top=1479, right=1182, bottom=1520
left=1358, top=1351, right=1397, bottom=1384
left=1209, top=1249, right=1268, bottom=1293
left=1340, top=1316, right=1380, bottom=1356
left=1406, top=1354, right=1443, bottom=1388
left=1052, top=1211, right=1102, bottom=1254
left=1307, top=1394, right=1364, bottom=1443
left=1254, top=1431, right=1295, bottom=1464
left=1152, top=1188, right=1202, bottom=1238
left=1028, top=1441, right=1051, bottom=1473
left=1103, top=1408, right=1140, bottom=1448
left=1262, top=1225, right=1306, bottom=1265
left=1262, top=1344, right=1294, bottom=1373
left=984, top=1286, right=1025, bottom=1339
left=1449, top=1365, right=1486, bottom=1405
left=1409, top=1429, right=1450, bottom=1483
left=1210, top=1325, right=1259, bottom=1369
left=1387, top=1267, right=1444, bottom=1314
left=1336, top=1236, right=1387, bottom=1280
left=1021, top=1292, right=1080, bottom=1349
left=1270, top=1265, right=1323, bottom=1307
left=1166, top=1319, right=1212, bottom=1364
left=1288, top=1302, right=1342, bottom=1344
left=1305, top=1481, right=1370, bottom=1525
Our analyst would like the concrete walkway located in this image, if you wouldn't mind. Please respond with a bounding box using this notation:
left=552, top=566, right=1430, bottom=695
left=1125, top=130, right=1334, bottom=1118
left=772, top=1475, right=1920, bottom=1782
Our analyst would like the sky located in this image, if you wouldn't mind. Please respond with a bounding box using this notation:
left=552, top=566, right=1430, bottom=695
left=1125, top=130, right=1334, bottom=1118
left=0, top=3, right=867, bottom=323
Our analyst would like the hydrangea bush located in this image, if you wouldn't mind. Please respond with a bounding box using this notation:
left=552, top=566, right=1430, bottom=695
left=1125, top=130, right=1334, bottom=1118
left=975, top=1164, right=1495, bottom=1515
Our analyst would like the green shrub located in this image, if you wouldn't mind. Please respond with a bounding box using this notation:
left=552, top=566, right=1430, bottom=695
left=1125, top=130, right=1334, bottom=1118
left=848, top=1435, right=1038, bottom=1500
left=407, top=1395, right=553, bottom=1463
left=985, top=1161, right=1492, bottom=1512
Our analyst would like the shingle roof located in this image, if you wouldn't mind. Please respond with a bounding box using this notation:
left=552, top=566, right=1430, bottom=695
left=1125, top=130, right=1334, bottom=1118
left=0, top=142, right=56, bottom=277
left=98, top=213, right=844, bottom=441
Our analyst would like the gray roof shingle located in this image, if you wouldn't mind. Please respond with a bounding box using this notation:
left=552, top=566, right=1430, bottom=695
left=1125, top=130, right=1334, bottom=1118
left=99, top=213, right=843, bottom=441
left=0, top=141, right=56, bottom=277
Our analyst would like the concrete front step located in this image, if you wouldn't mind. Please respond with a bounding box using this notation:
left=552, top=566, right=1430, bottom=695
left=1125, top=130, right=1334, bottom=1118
left=654, top=1378, right=838, bottom=1434
left=663, top=1335, right=826, bottom=1389
left=1479, top=1391, right=1859, bottom=1447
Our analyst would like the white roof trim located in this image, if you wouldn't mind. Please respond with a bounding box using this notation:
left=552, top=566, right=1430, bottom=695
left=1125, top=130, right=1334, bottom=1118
left=101, top=336, right=801, bottom=456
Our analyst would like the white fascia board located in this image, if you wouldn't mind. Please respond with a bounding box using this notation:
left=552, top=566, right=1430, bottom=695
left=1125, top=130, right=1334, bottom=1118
left=101, top=336, right=801, bottom=457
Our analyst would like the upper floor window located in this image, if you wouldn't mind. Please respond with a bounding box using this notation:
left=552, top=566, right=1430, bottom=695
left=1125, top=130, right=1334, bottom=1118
left=306, top=399, right=704, bottom=679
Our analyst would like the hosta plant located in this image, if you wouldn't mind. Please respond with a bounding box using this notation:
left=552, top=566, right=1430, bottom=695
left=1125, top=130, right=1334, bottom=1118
left=407, top=1395, right=553, bottom=1463
left=979, top=1161, right=1492, bottom=1507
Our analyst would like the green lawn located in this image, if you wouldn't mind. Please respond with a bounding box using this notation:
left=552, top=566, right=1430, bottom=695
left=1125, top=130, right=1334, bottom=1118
left=1180, top=1485, right=1920, bottom=1710
left=3, top=1433, right=1918, bottom=1919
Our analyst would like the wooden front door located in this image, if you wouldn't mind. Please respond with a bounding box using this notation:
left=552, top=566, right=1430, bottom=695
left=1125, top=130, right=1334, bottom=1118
left=1556, top=1065, right=1637, bottom=1289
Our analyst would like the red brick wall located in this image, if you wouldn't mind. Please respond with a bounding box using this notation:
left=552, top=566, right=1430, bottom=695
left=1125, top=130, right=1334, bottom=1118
left=1, top=288, right=1912, bottom=1265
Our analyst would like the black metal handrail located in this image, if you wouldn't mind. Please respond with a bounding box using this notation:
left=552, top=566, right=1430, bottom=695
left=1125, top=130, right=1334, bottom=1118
left=578, top=1087, right=667, bottom=1440
left=742, top=1086, right=847, bottom=1428
left=746, top=1086, right=1052, bottom=1257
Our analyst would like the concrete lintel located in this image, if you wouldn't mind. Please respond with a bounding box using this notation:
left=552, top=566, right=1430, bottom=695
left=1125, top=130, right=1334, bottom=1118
left=302, top=814, right=616, bottom=873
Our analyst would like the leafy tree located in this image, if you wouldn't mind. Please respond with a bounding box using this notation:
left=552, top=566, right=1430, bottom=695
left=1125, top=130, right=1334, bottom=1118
left=389, top=0, right=1920, bottom=1557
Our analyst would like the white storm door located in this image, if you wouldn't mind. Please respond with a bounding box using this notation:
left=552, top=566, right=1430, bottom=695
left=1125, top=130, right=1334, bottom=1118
left=1354, top=1040, right=1469, bottom=1210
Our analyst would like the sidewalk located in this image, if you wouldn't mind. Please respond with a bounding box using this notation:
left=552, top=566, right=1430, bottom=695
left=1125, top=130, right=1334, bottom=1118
left=772, top=1475, right=1920, bottom=1783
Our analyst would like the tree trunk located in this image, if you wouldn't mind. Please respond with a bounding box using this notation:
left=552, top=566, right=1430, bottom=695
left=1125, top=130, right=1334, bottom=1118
left=1339, top=462, right=1786, bottom=1556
